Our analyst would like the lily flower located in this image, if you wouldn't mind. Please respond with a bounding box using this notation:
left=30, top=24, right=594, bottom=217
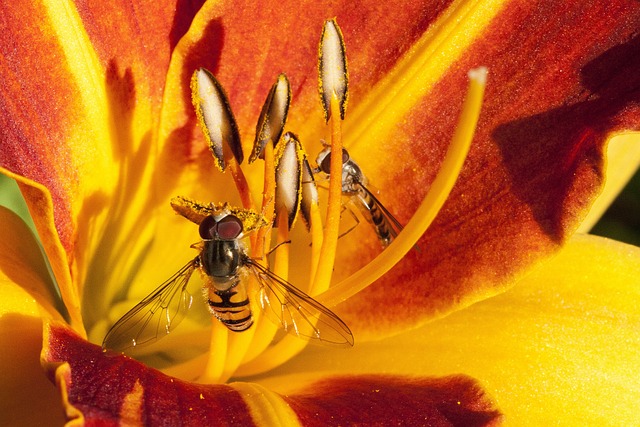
left=1, top=1, right=640, bottom=425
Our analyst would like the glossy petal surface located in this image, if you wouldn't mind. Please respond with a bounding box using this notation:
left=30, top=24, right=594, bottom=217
left=43, top=323, right=500, bottom=426
left=328, top=1, right=640, bottom=337
left=261, top=235, right=640, bottom=424
left=44, top=323, right=255, bottom=426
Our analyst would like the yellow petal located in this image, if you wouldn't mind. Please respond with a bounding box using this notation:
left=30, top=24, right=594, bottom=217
left=0, top=283, right=64, bottom=426
left=258, top=234, right=640, bottom=424
left=579, top=132, right=640, bottom=231
left=0, top=204, right=67, bottom=322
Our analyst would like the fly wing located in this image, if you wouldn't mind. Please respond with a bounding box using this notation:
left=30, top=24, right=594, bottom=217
left=247, top=260, right=354, bottom=347
left=354, top=181, right=404, bottom=241
left=102, top=258, right=198, bottom=352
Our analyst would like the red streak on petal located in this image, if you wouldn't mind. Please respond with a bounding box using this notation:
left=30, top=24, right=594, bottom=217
left=44, top=324, right=255, bottom=426
left=333, top=0, right=640, bottom=337
left=164, top=1, right=455, bottom=163
left=73, top=0, right=199, bottom=108
left=285, top=374, right=501, bottom=427
left=0, top=2, right=79, bottom=257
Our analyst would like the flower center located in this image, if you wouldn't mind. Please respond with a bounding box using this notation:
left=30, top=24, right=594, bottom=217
left=189, top=20, right=487, bottom=382
left=100, top=19, right=487, bottom=384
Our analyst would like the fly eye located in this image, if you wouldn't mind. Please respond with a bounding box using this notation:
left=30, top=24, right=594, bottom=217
left=341, top=148, right=350, bottom=163
left=199, top=215, right=218, bottom=240
left=319, top=151, right=332, bottom=174
left=320, top=148, right=350, bottom=174
left=216, top=215, right=243, bottom=240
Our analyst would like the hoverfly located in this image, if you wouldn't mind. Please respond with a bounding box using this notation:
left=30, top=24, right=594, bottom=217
left=102, top=200, right=354, bottom=352
left=314, top=147, right=404, bottom=247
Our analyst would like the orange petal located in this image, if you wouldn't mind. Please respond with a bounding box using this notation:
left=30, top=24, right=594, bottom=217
left=43, top=322, right=501, bottom=425
left=44, top=322, right=256, bottom=425
left=0, top=283, right=64, bottom=426
left=74, top=0, right=198, bottom=110
left=328, top=1, right=640, bottom=337
left=260, top=234, right=640, bottom=423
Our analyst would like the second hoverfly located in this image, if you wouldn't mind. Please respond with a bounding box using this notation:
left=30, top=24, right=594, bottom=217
left=102, top=199, right=354, bottom=352
left=314, top=146, right=405, bottom=247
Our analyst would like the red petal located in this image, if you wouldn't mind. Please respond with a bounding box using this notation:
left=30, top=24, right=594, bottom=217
left=332, top=1, right=640, bottom=335
left=43, top=323, right=501, bottom=426
left=285, top=375, right=501, bottom=427
left=0, top=3, right=80, bottom=256
left=74, top=0, right=203, bottom=108
left=157, top=1, right=455, bottom=174
left=43, top=323, right=254, bottom=426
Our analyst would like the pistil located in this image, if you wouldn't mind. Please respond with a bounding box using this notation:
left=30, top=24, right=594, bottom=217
left=318, top=67, right=488, bottom=307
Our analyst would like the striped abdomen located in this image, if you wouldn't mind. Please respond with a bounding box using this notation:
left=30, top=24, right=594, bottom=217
left=206, top=279, right=253, bottom=332
left=356, top=188, right=394, bottom=246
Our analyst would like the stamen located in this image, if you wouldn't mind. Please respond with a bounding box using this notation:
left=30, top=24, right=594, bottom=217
left=241, top=136, right=302, bottom=363
left=319, top=18, right=348, bottom=122
left=191, top=68, right=254, bottom=211
left=227, top=161, right=255, bottom=213
left=253, top=75, right=291, bottom=256
left=318, top=67, right=488, bottom=307
left=250, top=74, right=291, bottom=163
left=274, top=209, right=292, bottom=279
left=214, top=78, right=294, bottom=378
left=313, top=18, right=348, bottom=293
left=274, top=133, right=303, bottom=230
left=300, top=159, right=324, bottom=287
left=236, top=67, right=487, bottom=378
left=236, top=21, right=350, bottom=377
left=255, top=141, right=275, bottom=257
left=312, top=96, right=343, bottom=288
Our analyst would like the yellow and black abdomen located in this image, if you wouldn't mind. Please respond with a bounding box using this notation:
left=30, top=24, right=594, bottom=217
left=356, top=187, right=394, bottom=246
left=200, top=239, right=254, bottom=332
left=206, top=279, right=253, bottom=332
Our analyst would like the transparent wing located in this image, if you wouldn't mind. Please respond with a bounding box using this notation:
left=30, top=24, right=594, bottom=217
left=102, top=258, right=199, bottom=352
left=246, top=260, right=354, bottom=347
left=355, top=181, right=404, bottom=240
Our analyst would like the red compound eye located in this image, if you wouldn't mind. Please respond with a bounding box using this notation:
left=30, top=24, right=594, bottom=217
left=216, top=215, right=243, bottom=240
left=199, top=215, right=218, bottom=240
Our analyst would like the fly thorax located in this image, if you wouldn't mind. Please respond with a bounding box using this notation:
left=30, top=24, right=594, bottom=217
left=201, top=239, right=242, bottom=288
left=341, top=160, right=366, bottom=194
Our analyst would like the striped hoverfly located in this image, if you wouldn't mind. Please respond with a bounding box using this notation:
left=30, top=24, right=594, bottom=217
left=102, top=199, right=354, bottom=352
left=314, top=147, right=405, bottom=247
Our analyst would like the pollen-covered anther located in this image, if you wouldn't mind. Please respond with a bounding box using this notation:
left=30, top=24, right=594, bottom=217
left=319, top=18, right=348, bottom=122
left=250, top=74, right=291, bottom=163
left=274, top=132, right=303, bottom=229
left=191, top=68, right=244, bottom=171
